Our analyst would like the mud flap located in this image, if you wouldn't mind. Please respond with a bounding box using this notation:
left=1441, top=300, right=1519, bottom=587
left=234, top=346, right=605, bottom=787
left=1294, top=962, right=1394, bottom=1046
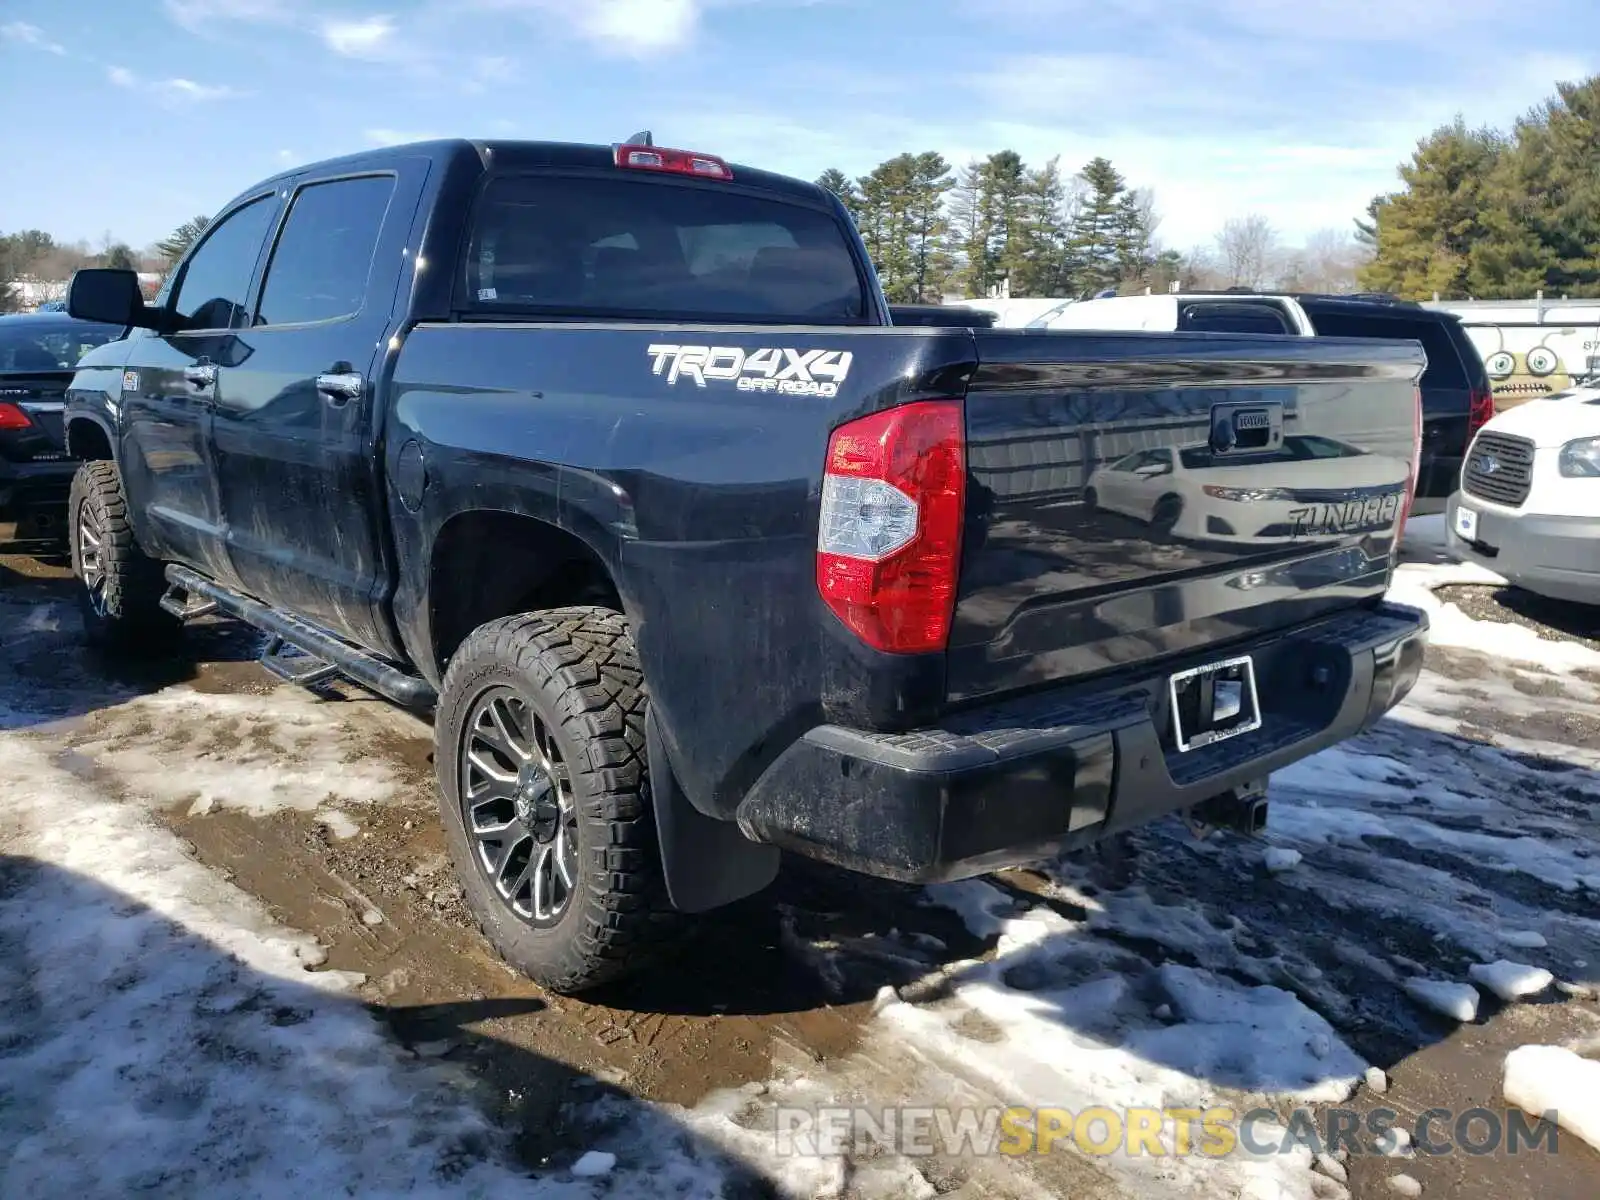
left=647, top=710, right=780, bottom=913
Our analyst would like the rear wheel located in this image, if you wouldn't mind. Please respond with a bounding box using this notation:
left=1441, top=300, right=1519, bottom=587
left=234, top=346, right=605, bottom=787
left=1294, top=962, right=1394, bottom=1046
left=435, top=607, right=682, bottom=993
left=1151, top=495, right=1183, bottom=537
left=68, top=460, right=178, bottom=653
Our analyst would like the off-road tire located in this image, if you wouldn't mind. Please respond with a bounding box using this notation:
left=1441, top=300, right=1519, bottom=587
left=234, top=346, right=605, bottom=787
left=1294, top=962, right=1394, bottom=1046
left=435, top=607, right=683, bottom=993
left=68, top=460, right=179, bottom=653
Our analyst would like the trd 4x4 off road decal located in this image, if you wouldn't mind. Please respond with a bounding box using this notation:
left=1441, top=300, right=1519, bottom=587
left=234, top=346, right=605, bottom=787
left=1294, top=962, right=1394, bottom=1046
left=647, top=345, right=853, bottom=398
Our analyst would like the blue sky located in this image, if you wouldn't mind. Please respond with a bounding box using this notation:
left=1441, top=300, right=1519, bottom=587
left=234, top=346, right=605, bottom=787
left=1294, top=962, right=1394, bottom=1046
left=1, top=0, right=1595, bottom=255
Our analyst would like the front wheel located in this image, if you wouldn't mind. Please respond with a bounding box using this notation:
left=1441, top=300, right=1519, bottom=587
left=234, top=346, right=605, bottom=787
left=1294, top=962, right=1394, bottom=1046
left=68, top=460, right=179, bottom=653
left=434, top=607, right=682, bottom=993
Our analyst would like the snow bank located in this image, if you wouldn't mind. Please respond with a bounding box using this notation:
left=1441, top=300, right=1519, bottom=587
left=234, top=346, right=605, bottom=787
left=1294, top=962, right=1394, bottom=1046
left=1503, top=1045, right=1600, bottom=1155
left=1387, top=560, right=1600, bottom=673
left=1470, top=961, right=1555, bottom=1002
left=1403, top=979, right=1480, bottom=1023
left=1264, top=847, right=1303, bottom=873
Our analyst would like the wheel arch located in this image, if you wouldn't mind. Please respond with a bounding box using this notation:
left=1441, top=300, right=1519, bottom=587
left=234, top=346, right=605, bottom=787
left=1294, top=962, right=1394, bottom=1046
left=65, top=413, right=115, bottom=462
left=426, top=508, right=623, bottom=681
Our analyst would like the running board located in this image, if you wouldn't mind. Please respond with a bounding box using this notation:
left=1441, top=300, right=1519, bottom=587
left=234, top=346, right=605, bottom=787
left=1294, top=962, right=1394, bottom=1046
left=159, top=591, right=219, bottom=621
left=258, top=635, right=342, bottom=690
left=162, top=564, right=436, bottom=712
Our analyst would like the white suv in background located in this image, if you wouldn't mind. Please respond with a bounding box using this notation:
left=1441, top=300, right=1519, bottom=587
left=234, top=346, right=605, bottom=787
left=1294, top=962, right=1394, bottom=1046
left=1447, top=385, right=1600, bottom=605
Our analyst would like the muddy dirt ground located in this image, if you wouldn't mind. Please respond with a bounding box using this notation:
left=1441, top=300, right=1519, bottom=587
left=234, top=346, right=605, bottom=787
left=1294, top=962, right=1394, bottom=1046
left=3, top=550, right=1598, bottom=1198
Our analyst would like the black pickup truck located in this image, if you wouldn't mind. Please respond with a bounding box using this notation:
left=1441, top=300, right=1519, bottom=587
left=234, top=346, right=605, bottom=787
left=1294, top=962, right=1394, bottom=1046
left=62, top=137, right=1428, bottom=992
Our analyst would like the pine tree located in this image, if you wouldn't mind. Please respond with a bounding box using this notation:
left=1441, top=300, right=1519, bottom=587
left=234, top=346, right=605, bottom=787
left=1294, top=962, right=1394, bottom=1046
left=157, top=216, right=211, bottom=264
left=102, top=244, right=138, bottom=271
left=1113, top=189, right=1157, bottom=286
left=856, top=155, right=920, bottom=302
left=815, top=169, right=860, bottom=223
left=1358, top=118, right=1506, bottom=298
left=984, top=151, right=1028, bottom=296
left=947, top=160, right=996, bottom=297
left=1010, top=158, right=1069, bottom=296
left=1066, top=157, right=1127, bottom=295
left=907, top=152, right=954, bottom=302
left=1470, top=76, right=1600, bottom=297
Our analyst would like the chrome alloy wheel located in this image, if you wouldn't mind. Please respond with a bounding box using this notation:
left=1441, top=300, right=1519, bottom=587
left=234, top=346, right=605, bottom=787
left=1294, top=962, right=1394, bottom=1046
left=459, top=686, right=579, bottom=926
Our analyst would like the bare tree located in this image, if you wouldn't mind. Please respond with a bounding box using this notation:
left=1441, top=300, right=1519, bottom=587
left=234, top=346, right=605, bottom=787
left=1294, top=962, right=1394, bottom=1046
left=1215, top=214, right=1278, bottom=289
left=1296, top=227, right=1369, bottom=293
left=1178, top=245, right=1227, bottom=291
left=1131, top=188, right=1161, bottom=246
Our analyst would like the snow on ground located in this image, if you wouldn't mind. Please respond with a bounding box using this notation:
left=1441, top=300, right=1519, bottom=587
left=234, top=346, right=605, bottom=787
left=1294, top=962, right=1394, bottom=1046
left=1503, top=1046, right=1600, bottom=1155
left=65, top=686, right=402, bottom=821
left=0, top=726, right=748, bottom=1198
left=1388, top=547, right=1600, bottom=672
left=1469, top=960, right=1555, bottom=1001
left=5, top=535, right=1600, bottom=1198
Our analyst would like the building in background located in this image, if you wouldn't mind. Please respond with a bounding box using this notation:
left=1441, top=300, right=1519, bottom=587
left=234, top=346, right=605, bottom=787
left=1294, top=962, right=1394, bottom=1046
left=1424, top=298, right=1600, bottom=410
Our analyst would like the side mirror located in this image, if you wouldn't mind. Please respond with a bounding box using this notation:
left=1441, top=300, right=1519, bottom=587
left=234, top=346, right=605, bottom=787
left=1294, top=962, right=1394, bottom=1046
left=68, top=268, right=163, bottom=331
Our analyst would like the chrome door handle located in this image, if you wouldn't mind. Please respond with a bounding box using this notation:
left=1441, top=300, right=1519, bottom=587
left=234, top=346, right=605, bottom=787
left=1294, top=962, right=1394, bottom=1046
left=183, top=364, right=216, bottom=387
left=316, top=372, right=364, bottom=404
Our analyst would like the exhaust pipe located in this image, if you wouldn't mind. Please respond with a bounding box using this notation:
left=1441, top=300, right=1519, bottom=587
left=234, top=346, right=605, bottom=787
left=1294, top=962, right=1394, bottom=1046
left=1188, top=784, right=1269, bottom=838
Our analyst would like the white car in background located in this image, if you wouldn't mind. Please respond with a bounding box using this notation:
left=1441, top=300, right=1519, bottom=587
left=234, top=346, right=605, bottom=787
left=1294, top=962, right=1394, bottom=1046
left=1086, top=434, right=1411, bottom=545
left=1447, top=385, right=1600, bottom=605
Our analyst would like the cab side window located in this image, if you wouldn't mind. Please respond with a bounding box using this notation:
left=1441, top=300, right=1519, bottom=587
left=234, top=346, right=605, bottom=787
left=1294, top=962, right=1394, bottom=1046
left=256, top=176, right=396, bottom=327
left=169, top=196, right=278, bottom=332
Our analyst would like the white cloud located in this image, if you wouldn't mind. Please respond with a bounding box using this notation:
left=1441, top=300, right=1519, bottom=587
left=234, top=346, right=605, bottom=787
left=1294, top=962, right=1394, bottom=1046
left=162, top=0, right=298, bottom=33
left=107, top=65, right=245, bottom=105
left=466, top=0, right=701, bottom=56
left=363, top=128, right=442, bottom=147
left=1, top=20, right=67, bottom=54
left=275, top=148, right=297, bottom=163
left=321, top=14, right=397, bottom=58
left=573, top=0, right=698, bottom=53
left=162, top=77, right=243, bottom=101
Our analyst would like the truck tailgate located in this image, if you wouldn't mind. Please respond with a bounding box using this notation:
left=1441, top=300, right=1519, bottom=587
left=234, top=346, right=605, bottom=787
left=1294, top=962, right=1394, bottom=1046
left=949, top=330, right=1424, bottom=705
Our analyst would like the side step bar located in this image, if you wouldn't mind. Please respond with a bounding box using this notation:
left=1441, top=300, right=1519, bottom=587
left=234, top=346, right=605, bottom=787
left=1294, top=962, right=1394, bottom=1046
left=163, top=564, right=436, bottom=712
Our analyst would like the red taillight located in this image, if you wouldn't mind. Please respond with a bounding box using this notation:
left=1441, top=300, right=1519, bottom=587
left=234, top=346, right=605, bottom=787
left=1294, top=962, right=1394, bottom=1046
left=817, top=401, right=965, bottom=654
left=1398, top=385, right=1423, bottom=543
left=613, top=143, right=733, bottom=181
left=0, top=402, right=32, bottom=431
left=1467, top=385, right=1494, bottom=442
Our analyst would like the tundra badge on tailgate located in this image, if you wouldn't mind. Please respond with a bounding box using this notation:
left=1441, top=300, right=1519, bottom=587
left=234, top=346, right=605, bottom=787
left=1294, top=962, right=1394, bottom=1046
left=647, top=345, right=853, bottom=398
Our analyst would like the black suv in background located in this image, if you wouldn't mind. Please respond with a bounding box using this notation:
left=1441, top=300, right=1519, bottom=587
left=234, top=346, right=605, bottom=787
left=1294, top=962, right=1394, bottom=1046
left=0, top=312, right=127, bottom=551
left=1290, top=296, right=1492, bottom=515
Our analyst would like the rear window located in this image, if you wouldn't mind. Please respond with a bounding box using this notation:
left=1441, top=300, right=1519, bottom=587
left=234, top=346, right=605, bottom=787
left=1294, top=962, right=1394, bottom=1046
left=0, top=321, right=123, bottom=371
left=463, top=175, right=866, bottom=324
left=1309, top=312, right=1470, bottom=390
left=1177, top=302, right=1294, bottom=335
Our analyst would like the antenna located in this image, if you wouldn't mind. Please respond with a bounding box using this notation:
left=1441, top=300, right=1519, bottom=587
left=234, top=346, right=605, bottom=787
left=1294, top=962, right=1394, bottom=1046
left=624, top=130, right=653, bottom=147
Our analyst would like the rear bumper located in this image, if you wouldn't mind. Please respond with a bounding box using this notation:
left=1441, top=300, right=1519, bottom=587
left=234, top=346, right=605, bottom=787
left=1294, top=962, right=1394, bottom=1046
left=736, top=602, right=1429, bottom=883
left=1446, top=493, right=1600, bottom=605
left=0, top=461, right=74, bottom=550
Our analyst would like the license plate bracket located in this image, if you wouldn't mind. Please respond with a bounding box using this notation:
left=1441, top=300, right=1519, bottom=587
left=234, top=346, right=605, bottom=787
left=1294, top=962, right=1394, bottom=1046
left=1169, top=654, right=1262, bottom=753
left=1454, top=505, right=1478, bottom=542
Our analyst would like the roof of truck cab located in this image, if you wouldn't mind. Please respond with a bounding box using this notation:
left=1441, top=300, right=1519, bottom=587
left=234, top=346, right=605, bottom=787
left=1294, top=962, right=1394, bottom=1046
left=250, top=139, right=829, bottom=204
